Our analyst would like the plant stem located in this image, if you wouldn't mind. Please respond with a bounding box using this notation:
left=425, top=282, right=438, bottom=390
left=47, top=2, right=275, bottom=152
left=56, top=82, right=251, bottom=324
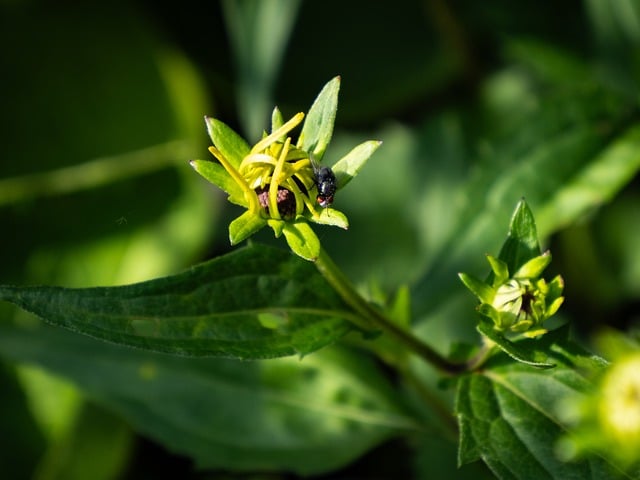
left=0, top=141, right=189, bottom=206
left=315, top=248, right=467, bottom=375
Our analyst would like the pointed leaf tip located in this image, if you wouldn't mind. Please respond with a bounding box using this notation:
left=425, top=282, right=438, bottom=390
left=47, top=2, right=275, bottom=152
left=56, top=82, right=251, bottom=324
left=298, top=77, right=341, bottom=161
left=498, top=199, right=542, bottom=273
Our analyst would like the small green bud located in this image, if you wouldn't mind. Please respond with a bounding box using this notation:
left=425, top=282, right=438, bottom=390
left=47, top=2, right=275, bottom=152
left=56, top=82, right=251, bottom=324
left=460, top=251, right=564, bottom=337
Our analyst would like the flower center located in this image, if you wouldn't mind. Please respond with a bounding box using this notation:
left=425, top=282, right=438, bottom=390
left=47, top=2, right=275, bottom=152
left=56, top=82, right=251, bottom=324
left=256, top=186, right=297, bottom=219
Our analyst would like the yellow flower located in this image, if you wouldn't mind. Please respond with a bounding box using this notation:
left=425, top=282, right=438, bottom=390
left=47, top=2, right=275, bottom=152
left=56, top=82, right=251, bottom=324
left=599, top=353, right=640, bottom=458
left=190, top=77, right=381, bottom=261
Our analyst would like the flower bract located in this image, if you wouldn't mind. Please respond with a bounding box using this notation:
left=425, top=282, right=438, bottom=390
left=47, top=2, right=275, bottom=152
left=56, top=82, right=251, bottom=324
left=189, top=77, right=381, bottom=261
left=459, top=251, right=564, bottom=337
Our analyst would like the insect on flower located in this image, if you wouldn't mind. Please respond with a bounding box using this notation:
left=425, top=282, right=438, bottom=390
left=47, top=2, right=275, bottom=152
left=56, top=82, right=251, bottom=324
left=192, top=77, right=381, bottom=259
left=312, top=161, right=337, bottom=208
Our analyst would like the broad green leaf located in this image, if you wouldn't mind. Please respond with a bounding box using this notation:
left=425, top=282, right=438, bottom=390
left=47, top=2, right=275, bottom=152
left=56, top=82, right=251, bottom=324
left=189, top=159, right=245, bottom=204
left=205, top=116, right=251, bottom=168
left=477, top=320, right=555, bottom=368
left=0, top=324, right=418, bottom=475
left=332, top=140, right=383, bottom=189
left=497, top=199, right=541, bottom=274
left=0, top=244, right=354, bottom=359
left=298, top=76, right=340, bottom=161
left=456, top=332, right=627, bottom=479
left=229, top=210, right=268, bottom=245
left=282, top=221, right=321, bottom=261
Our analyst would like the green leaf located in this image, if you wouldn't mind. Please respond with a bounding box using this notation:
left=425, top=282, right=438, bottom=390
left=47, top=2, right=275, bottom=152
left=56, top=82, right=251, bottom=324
left=536, top=123, right=640, bottom=237
left=0, top=324, right=416, bottom=475
left=282, top=221, right=321, bottom=261
left=332, top=140, right=383, bottom=189
left=477, top=320, right=555, bottom=368
left=189, top=159, right=244, bottom=204
left=0, top=244, right=354, bottom=359
left=298, top=76, right=340, bottom=161
left=229, top=210, right=267, bottom=244
left=497, top=199, right=542, bottom=274
left=456, top=337, right=628, bottom=479
left=205, top=116, right=250, bottom=168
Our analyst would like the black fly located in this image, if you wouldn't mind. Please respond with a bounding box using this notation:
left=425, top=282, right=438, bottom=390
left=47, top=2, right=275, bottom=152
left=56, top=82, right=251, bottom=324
left=313, top=165, right=337, bottom=208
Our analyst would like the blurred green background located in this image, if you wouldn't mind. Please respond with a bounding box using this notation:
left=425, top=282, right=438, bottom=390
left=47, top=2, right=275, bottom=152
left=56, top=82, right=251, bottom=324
left=1, top=0, right=639, bottom=478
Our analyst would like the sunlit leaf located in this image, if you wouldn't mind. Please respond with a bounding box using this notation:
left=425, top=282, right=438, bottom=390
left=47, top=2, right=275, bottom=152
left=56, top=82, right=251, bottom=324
left=0, top=244, right=353, bottom=359
left=456, top=330, right=624, bottom=479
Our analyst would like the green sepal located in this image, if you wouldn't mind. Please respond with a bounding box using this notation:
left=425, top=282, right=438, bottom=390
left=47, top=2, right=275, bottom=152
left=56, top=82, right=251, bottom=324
left=298, top=76, right=340, bottom=161
left=486, top=255, right=509, bottom=283
left=547, top=275, right=565, bottom=308
left=229, top=210, right=267, bottom=245
left=307, top=208, right=349, bottom=229
left=458, top=272, right=494, bottom=304
left=546, top=296, right=565, bottom=318
left=205, top=116, right=250, bottom=168
left=332, top=140, right=382, bottom=189
left=282, top=221, right=321, bottom=261
left=189, top=159, right=245, bottom=205
left=271, top=106, right=284, bottom=139
left=267, top=218, right=285, bottom=237
left=514, top=251, right=552, bottom=279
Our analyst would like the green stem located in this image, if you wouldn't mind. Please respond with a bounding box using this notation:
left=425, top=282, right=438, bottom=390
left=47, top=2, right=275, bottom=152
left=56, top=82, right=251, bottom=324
left=464, top=338, right=495, bottom=371
left=0, top=140, right=189, bottom=206
left=315, top=248, right=467, bottom=375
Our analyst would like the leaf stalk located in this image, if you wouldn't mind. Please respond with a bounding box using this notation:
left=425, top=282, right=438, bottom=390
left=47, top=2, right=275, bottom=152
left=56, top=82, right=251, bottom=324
left=315, top=248, right=467, bottom=375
